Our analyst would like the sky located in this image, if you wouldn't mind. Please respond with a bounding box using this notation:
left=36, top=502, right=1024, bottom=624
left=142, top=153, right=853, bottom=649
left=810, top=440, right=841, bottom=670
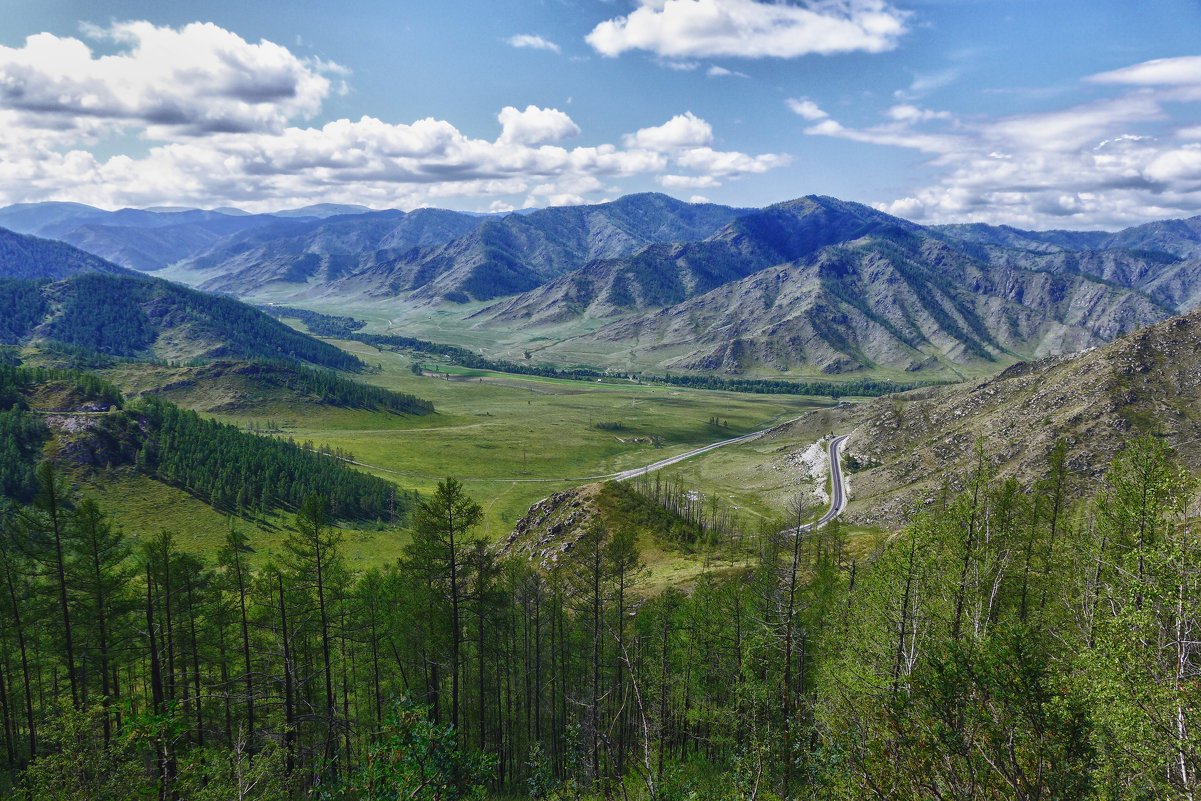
left=2, top=0, right=1201, bottom=229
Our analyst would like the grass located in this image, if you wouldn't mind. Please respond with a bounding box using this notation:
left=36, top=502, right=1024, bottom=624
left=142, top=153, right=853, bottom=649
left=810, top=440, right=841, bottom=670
left=77, top=468, right=412, bottom=571
left=86, top=335, right=844, bottom=574
left=198, top=339, right=831, bottom=538
left=96, top=341, right=831, bottom=541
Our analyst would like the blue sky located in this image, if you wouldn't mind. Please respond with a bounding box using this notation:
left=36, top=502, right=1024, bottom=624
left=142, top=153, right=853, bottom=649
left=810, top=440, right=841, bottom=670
left=2, top=0, right=1200, bottom=229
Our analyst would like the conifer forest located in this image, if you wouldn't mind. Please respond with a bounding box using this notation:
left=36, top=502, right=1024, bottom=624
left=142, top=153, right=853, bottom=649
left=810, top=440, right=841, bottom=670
left=1, top=409, right=1199, bottom=799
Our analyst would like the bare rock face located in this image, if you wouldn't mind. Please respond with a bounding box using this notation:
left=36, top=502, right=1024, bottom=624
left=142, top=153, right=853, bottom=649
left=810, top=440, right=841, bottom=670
left=43, top=409, right=141, bottom=468
left=505, top=483, right=605, bottom=568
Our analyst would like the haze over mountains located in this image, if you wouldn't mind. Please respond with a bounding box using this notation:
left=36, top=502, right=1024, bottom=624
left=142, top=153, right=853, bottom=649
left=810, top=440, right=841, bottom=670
left=6, top=192, right=1201, bottom=378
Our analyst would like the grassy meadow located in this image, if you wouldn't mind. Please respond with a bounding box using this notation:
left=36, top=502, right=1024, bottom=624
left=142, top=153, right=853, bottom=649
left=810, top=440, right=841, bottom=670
left=94, top=335, right=836, bottom=558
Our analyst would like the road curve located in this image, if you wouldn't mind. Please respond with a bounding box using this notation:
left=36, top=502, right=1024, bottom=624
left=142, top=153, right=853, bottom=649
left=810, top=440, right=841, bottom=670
left=787, top=434, right=850, bottom=535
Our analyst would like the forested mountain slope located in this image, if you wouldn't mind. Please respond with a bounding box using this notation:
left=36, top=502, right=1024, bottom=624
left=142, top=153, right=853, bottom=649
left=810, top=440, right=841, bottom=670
left=0, top=273, right=364, bottom=370
left=0, top=363, right=405, bottom=521
left=0, top=227, right=140, bottom=280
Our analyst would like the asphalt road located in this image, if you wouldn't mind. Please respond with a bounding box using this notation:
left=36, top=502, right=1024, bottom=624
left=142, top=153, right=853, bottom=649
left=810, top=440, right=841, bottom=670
left=611, top=426, right=777, bottom=482
left=787, top=434, right=850, bottom=534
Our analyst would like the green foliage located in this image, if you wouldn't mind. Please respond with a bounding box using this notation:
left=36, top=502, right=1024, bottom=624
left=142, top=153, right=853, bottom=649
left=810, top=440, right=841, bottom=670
left=257, top=305, right=367, bottom=338
left=0, top=278, right=49, bottom=344
left=0, top=396, right=1197, bottom=800
left=21, top=705, right=151, bottom=801
left=239, top=360, right=433, bottom=415
left=134, top=394, right=406, bottom=521
left=0, top=273, right=365, bottom=370
left=0, top=407, right=50, bottom=503
left=599, top=479, right=707, bottom=546
left=344, top=699, right=496, bottom=800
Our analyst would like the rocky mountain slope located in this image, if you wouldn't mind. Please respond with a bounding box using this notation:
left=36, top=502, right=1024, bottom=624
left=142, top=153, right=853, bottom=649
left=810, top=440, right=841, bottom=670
left=17, top=192, right=1201, bottom=381
left=324, top=193, right=745, bottom=303
left=188, top=209, right=486, bottom=294
left=773, top=305, right=1201, bottom=527
left=475, top=196, right=915, bottom=326
left=534, top=225, right=1173, bottom=375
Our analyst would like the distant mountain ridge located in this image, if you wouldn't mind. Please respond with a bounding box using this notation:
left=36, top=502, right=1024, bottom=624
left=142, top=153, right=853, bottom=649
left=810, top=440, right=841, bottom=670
left=534, top=225, right=1171, bottom=375
left=14, top=192, right=1201, bottom=379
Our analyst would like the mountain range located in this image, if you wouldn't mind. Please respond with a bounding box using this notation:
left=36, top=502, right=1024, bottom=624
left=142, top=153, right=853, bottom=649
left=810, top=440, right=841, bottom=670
left=8, top=192, right=1201, bottom=378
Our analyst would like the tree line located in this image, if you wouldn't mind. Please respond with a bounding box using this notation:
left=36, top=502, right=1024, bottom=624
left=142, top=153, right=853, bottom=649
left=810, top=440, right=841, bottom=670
left=227, top=361, right=433, bottom=416
left=0, top=365, right=409, bottom=525
left=354, top=332, right=935, bottom=398
left=257, top=306, right=368, bottom=339
left=134, top=395, right=407, bottom=523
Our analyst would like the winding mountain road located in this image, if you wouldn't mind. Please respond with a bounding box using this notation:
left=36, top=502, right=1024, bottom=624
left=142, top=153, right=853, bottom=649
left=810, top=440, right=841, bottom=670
left=786, top=434, right=850, bottom=534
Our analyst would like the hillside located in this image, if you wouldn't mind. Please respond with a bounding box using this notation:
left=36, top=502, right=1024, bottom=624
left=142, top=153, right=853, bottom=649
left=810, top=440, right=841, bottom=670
left=536, top=228, right=1171, bottom=376
left=0, top=363, right=406, bottom=522
left=0, top=227, right=140, bottom=280
left=18, top=193, right=1201, bottom=385
left=109, top=359, right=434, bottom=416
left=0, top=273, right=365, bottom=370
left=772, top=305, right=1201, bottom=527
left=474, top=195, right=913, bottom=325
left=325, top=193, right=745, bottom=303
left=190, top=208, right=487, bottom=294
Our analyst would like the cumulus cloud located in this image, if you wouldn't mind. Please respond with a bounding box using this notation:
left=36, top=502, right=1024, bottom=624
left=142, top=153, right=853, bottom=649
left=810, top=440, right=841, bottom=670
left=623, top=111, right=714, bottom=150
left=0, top=21, right=790, bottom=211
left=587, top=0, right=908, bottom=60
left=803, top=65, right=1201, bottom=228
left=786, top=98, right=828, bottom=120
left=0, top=21, right=335, bottom=136
left=506, top=34, right=561, bottom=54
left=676, top=147, right=789, bottom=175
left=496, top=105, right=581, bottom=145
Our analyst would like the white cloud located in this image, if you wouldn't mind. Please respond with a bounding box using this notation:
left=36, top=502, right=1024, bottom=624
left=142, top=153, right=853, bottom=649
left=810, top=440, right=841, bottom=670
left=1089, top=55, right=1201, bottom=87
left=623, top=111, right=713, bottom=150
left=496, top=105, right=581, bottom=146
left=676, top=146, right=789, bottom=176
left=587, top=0, right=908, bottom=60
left=804, top=67, right=1201, bottom=228
left=657, top=173, right=721, bottom=188
left=506, top=34, right=561, bottom=54
left=0, top=22, right=335, bottom=136
left=786, top=98, right=828, bottom=120
left=0, top=21, right=791, bottom=212
left=885, top=104, right=951, bottom=123
left=660, top=59, right=701, bottom=71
